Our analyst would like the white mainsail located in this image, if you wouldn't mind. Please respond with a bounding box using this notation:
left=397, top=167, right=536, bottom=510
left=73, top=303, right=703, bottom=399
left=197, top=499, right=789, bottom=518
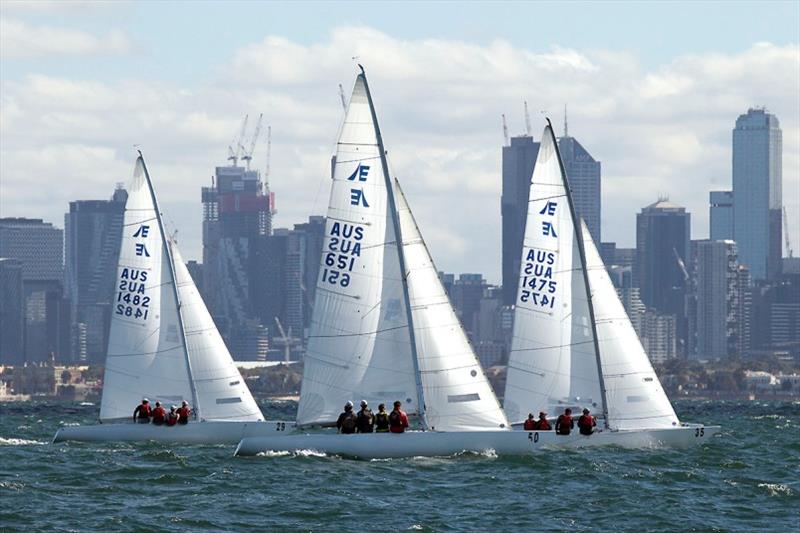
left=504, top=124, right=602, bottom=424
left=581, top=222, right=679, bottom=430
left=101, top=156, right=194, bottom=421
left=394, top=179, right=509, bottom=431
left=171, top=242, right=263, bottom=421
left=296, top=73, right=417, bottom=426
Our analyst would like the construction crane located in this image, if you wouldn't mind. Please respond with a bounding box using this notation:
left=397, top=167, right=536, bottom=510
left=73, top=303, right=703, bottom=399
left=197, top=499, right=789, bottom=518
left=264, top=125, right=272, bottom=182
left=240, top=113, right=263, bottom=171
left=673, top=247, right=690, bottom=282
left=784, top=206, right=794, bottom=258
left=227, top=114, right=249, bottom=167
left=524, top=101, right=532, bottom=136
left=501, top=114, right=509, bottom=146
left=273, top=317, right=301, bottom=362
left=338, top=83, right=347, bottom=111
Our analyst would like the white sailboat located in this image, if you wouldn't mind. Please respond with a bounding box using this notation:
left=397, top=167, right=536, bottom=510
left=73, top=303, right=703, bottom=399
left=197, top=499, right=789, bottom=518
left=236, top=67, right=511, bottom=457
left=54, top=154, right=295, bottom=444
left=236, top=97, right=718, bottom=458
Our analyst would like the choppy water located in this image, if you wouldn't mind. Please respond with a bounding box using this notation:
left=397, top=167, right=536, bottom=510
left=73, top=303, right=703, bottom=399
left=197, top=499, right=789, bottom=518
left=1, top=400, right=798, bottom=532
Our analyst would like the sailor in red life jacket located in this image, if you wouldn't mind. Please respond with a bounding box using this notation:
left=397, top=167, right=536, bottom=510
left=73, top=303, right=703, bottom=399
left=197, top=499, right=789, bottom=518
left=176, top=401, right=192, bottom=425
left=166, top=406, right=179, bottom=427
left=534, top=411, right=552, bottom=431
left=151, top=401, right=167, bottom=426
left=555, top=408, right=574, bottom=436
left=523, top=413, right=536, bottom=431
left=389, top=400, right=409, bottom=433
left=577, top=408, right=597, bottom=436
left=133, top=398, right=151, bottom=423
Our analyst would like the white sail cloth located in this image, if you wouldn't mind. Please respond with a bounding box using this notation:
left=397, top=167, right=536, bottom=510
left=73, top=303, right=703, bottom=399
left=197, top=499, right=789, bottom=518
left=581, top=222, right=679, bottom=430
left=101, top=157, right=192, bottom=421
left=504, top=125, right=602, bottom=424
left=171, top=243, right=263, bottom=421
left=296, top=74, right=417, bottom=426
left=395, top=180, right=509, bottom=431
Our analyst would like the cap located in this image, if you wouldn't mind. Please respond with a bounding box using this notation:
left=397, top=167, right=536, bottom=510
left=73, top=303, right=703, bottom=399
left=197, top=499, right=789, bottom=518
left=182, top=400, right=188, bottom=406
left=171, top=405, right=177, bottom=410
left=155, top=401, right=161, bottom=407
left=360, top=400, right=368, bottom=407
left=539, top=411, right=547, bottom=417
left=345, top=401, right=354, bottom=408
left=393, top=400, right=402, bottom=406
left=583, top=408, right=590, bottom=414
left=142, top=398, right=149, bottom=403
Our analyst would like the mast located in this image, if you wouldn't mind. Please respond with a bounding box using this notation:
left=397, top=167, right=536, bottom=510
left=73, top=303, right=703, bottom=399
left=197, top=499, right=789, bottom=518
left=358, top=66, right=428, bottom=430
left=137, top=151, right=201, bottom=421
left=545, top=120, right=609, bottom=428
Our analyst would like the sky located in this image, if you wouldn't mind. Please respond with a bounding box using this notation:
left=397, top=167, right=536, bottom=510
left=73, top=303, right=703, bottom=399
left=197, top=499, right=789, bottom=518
left=1, top=0, right=798, bottom=284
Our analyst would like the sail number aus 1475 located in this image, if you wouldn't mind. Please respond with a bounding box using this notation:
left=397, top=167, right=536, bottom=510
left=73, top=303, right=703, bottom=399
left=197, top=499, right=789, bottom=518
left=519, top=248, right=558, bottom=309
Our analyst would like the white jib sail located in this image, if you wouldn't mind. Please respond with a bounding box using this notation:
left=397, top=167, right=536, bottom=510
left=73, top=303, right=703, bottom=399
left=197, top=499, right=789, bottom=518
left=100, top=157, right=193, bottom=421
left=170, top=242, right=263, bottom=421
left=503, top=125, right=602, bottom=424
left=394, top=179, right=509, bottom=431
left=581, top=222, right=679, bottom=430
left=296, top=74, right=417, bottom=426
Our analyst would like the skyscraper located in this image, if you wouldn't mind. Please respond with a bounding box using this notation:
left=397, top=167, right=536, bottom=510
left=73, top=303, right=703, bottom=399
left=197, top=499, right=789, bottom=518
left=709, top=190, right=734, bottom=241
left=501, top=135, right=539, bottom=305
left=0, top=258, right=24, bottom=365
left=202, top=165, right=272, bottom=360
left=732, top=108, right=782, bottom=281
left=0, top=218, right=67, bottom=362
left=635, top=199, right=691, bottom=351
left=64, top=186, right=127, bottom=362
left=558, top=132, right=601, bottom=245
left=695, top=240, right=741, bottom=359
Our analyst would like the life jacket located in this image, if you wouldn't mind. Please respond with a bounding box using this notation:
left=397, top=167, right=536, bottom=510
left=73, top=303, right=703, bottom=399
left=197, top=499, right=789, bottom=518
left=136, top=403, right=151, bottom=420
left=356, top=409, right=374, bottom=433
left=152, top=407, right=166, bottom=424
left=389, top=410, right=408, bottom=433
left=556, top=414, right=572, bottom=435
left=340, top=412, right=357, bottom=434
left=578, top=415, right=595, bottom=435
left=166, top=412, right=178, bottom=426
left=177, top=406, right=190, bottom=424
left=536, top=418, right=552, bottom=431
left=523, top=419, right=536, bottom=431
left=374, top=412, right=390, bottom=432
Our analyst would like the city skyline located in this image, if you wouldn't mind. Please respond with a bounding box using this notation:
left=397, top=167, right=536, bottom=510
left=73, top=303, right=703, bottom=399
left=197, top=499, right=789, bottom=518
left=1, top=1, right=798, bottom=284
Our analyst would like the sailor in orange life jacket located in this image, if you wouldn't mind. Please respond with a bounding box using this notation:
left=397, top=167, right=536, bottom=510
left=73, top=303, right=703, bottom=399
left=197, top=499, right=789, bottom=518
left=523, top=413, right=536, bottom=431
left=133, top=398, right=151, bottom=423
left=176, top=401, right=192, bottom=425
left=151, top=401, right=167, bottom=426
left=555, top=408, right=574, bottom=435
left=166, top=406, right=179, bottom=426
left=389, top=400, right=409, bottom=433
left=534, top=411, right=551, bottom=431
left=577, top=408, right=597, bottom=436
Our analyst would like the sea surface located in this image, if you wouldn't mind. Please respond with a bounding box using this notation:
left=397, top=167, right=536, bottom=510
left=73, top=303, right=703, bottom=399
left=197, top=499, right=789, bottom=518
left=1, top=400, right=797, bottom=532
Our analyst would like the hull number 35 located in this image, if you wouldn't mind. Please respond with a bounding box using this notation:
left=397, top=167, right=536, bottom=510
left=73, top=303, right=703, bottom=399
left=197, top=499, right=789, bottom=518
left=694, top=427, right=705, bottom=437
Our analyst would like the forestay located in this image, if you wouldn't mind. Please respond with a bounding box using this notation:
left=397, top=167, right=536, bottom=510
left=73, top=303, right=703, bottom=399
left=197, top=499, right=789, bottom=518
left=170, top=242, right=263, bottom=421
left=296, top=74, right=417, bottom=426
left=504, top=125, right=602, bottom=424
left=394, top=180, right=509, bottom=431
left=100, top=157, right=193, bottom=421
left=582, top=222, right=679, bottom=430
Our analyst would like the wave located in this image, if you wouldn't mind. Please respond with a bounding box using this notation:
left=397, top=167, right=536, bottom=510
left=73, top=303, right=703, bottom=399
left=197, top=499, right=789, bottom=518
left=0, top=437, right=46, bottom=446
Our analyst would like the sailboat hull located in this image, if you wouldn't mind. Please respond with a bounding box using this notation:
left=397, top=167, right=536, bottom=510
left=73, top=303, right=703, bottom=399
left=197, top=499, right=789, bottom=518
left=234, top=424, right=720, bottom=459
left=53, top=420, right=296, bottom=445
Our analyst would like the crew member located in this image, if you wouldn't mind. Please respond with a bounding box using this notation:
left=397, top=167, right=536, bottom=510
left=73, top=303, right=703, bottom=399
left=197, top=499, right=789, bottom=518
left=166, top=406, right=179, bottom=427
left=177, top=400, right=192, bottom=425
left=577, top=408, right=597, bottom=436
left=151, top=401, right=167, bottom=426
left=523, top=413, right=536, bottom=431
left=356, top=400, right=374, bottom=433
left=555, top=408, right=574, bottom=436
left=133, top=398, right=151, bottom=423
left=389, top=400, right=409, bottom=434
left=534, top=411, right=551, bottom=431
left=337, top=401, right=357, bottom=434
left=374, top=403, right=390, bottom=433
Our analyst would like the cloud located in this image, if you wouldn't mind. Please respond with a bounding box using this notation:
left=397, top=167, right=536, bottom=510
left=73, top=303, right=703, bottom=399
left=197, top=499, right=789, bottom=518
left=1, top=28, right=798, bottom=283
left=0, top=18, right=131, bottom=58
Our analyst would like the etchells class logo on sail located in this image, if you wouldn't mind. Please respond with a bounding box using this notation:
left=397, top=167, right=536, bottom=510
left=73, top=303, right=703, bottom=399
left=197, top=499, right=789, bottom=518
left=347, top=163, right=370, bottom=207
left=116, top=223, right=152, bottom=321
